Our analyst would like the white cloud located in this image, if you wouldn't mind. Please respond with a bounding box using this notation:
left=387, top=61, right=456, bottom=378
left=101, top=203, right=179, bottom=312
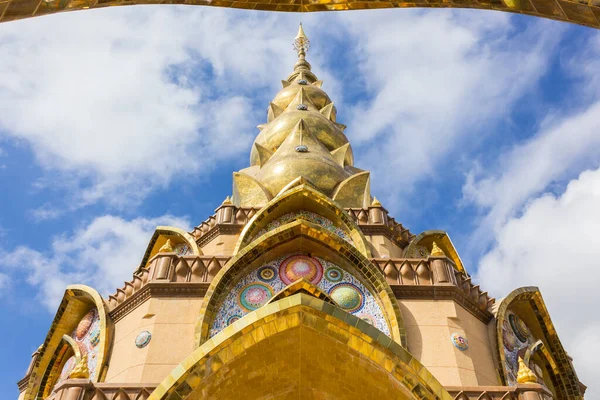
left=0, top=214, right=190, bottom=310
left=338, top=12, right=563, bottom=211
left=0, top=8, right=300, bottom=208
left=475, top=167, right=600, bottom=398
left=461, top=32, right=600, bottom=255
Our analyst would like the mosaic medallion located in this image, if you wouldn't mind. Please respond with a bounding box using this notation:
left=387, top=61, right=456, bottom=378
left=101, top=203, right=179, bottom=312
left=75, top=309, right=96, bottom=340
left=227, top=315, right=241, bottom=326
left=135, top=331, right=152, bottom=348
left=329, top=283, right=364, bottom=313
left=509, top=313, right=529, bottom=343
left=325, top=266, right=343, bottom=283
left=451, top=333, right=468, bottom=351
left=258, top=266, right=277, bottom=282
left=279, top=255, right=323, bottom=285
left=238, top=283, right=274, bottom=311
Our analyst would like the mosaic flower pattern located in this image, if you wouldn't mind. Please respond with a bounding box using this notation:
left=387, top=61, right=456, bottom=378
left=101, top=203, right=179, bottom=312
left=451, top=333, right=468, bottom=351
left=210, top=253, right=390, bottom=337
left=253, top=210, right=354, bottom=245
left=502, top=311, right=545, bottom=386
left=279, top=255, right=323, bottom=285
left=329, top=283, right=364, bottom=313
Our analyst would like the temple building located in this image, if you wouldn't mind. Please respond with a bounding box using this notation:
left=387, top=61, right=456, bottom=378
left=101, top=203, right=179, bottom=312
left=18, top=25, right=586, bottom=400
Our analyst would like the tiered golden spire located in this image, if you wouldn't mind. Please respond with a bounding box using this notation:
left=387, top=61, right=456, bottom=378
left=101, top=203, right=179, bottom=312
left=68, top=353, right=90, bottom=379
left=231, top=25, right=372, bottom=209
left=517, top=357, right=538, bottom=384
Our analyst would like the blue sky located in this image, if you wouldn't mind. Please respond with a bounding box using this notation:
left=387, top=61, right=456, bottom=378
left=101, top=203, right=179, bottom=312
left=1, top=7, right=599, bottom=397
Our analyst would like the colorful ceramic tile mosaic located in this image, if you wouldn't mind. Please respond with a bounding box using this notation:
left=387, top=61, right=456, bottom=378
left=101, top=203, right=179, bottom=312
left=502, top=310, right=546, bottom=386
left=253, top=210, right=354, bottom=245
left=135, top=331, right=152, bottom=348
left=210, top=253, right=390, bottom=337
left=174, top=243, right=193, bottom=255
left=74, top=308, right=101, bottom=380
left=451, top=333, right=468, bottom=351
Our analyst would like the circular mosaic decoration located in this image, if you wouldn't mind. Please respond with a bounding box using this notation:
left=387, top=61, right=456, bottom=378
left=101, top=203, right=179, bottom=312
left=325, top=266, right=343, bottom=283
left=89, top=324, right=101, bottom=347
left=227, top=315, right=241, bottom=326
left=509, top=313, right=529, bottom=343
left=75, top=309, right=96, bottom=340
left=279, top=255, right=323, bottom=285
left=451, top=333, right=468, bottom=351
left=135, top=331, right=152, bottom=348
left=258, top=266, right=277, bottom=282
left=329, top=283, right=364, bottom=313
left=502, top=320, right=516, bottom=351
left=238, top=283, right=274, bottom=311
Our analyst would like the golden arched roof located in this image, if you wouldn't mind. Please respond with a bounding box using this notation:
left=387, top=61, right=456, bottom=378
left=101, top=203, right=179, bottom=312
left=138, top=225, right=202, bottom=270
left=235, top=184, right=371, bottom=258
left=494, top=286, right=583, bottom=399
left=24, top=284, right=113, bottom=400
left=404, top=230, right=466, bottom=274
left=2, top=0, right=600, bottom=29
left=152, top=293, right=452, bottom=400
left=195, top=218, right=406, bottom=346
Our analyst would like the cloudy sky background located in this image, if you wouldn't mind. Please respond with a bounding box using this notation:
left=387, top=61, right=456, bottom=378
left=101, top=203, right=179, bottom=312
left=0, top=6, right=598, bottom=397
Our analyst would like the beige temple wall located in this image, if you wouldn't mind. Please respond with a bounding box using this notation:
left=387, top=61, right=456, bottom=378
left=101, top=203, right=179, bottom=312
left=399, top=299, right=499, bottom=387
left=105, top=297, right=204, bottom=384
left=199, top=233, right=240, bottom=257
left=365, top=234, right=404, bottom=258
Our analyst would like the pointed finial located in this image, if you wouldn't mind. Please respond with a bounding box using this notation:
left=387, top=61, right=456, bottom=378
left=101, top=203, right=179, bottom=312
left=222, top=196, right=233, bottom=205
left=293, top=23, right=310, bottom=60
left=517, top=357, right=538, bottom=384
left=371, top=197, right=381, bottom=207
left=430, top=241, right=446, bottom=257
left=159, top=239, right=173, bottom=253
left=69, top=353, right=90, bottom=379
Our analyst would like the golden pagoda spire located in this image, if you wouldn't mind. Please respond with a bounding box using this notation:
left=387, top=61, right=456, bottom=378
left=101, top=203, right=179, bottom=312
left=69, top=353, right=90, bottom=379
left=158, top=239, right=173, bottom=253
left=232, top=25, right=372, bottom=208
left=517, top=357, right=538, bottom=384
left=430, top=241, right=446, bottom=257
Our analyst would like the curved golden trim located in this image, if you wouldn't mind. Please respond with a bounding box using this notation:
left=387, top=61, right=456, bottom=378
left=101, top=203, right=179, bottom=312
left=195, top=219, right=405, bottom=347
left=495, top=286, right=582, bottom=399
left=24, top=284, right=114, bottom=400
left=2, top=1, right=600, bottom=30
left=61, top=334, right=82, bottom=363
left=267, top=278, right=337, bottom=305
left=404, top=230, right=466, bottom=274
left=234, top=184, right=371, bottom=258
left=152, top=294, right=451, bottom=400
left=138, top=225, right=201, bottom=269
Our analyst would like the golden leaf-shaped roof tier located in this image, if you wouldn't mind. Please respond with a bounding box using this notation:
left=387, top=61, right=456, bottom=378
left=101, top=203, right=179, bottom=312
left=233, top=25, right=370, bottom=208
left=1, top=0, right=600, bottom=28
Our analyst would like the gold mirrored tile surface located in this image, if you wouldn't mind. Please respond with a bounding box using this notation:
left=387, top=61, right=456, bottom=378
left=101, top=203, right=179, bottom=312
left=1, top=0, right=600, bottom=28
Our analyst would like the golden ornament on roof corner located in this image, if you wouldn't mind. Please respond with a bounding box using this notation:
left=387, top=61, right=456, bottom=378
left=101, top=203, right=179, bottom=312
left=517, top=357, right=538, bottom=384
left=430, top=241, right=446, bottom=257
left=159, top=239, right=174, bottom=253
left=222, top=196, right=233, bottom=205
left=68, top=353, right=90, bottom=379
left=371, top=197, right=382, bottom=207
